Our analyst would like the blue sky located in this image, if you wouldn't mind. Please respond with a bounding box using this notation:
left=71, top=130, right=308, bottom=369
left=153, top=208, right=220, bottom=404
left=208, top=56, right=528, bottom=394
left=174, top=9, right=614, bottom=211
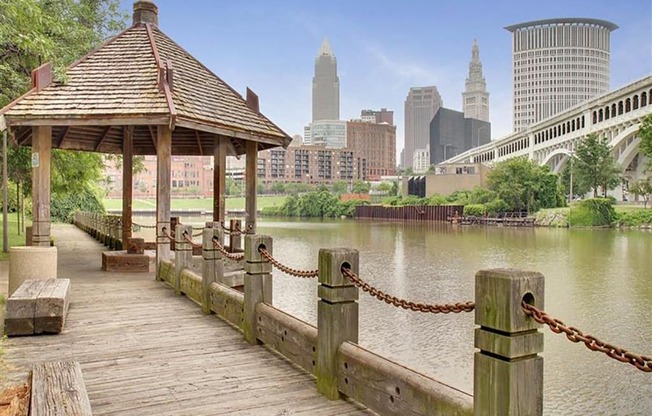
left=120, top=0, right=652, bottom=157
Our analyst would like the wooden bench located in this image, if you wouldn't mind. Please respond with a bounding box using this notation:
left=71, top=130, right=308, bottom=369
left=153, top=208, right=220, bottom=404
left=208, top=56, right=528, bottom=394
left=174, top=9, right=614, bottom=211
left=4, top=279, right=70, bottom=336
left=31, top=361, right=92, bottom=416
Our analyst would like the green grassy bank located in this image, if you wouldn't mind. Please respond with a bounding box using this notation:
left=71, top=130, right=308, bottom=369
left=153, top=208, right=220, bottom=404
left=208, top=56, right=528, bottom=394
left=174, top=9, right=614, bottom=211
left=0, top=212, right=30, bottom=261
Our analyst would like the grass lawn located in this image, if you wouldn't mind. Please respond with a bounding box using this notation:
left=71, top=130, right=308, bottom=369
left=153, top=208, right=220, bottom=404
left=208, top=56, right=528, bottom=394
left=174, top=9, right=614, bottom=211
left=0, top=212, right=30, bottom=261
left=103, top=196, right=287, bottom=211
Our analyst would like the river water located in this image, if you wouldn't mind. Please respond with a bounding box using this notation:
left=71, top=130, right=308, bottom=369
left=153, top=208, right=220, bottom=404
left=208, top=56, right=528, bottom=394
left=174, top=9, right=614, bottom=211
left=137, top=217, right=652, bottom=415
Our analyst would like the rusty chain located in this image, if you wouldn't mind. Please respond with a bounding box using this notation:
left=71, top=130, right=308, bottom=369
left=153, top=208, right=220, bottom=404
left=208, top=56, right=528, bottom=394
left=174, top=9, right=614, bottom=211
left=341, top=268, right=475, bottom=314
left=161, top=227, right=175, bottom=240
left=211, top=237, right=244, bottom=261
left=181, top=231, right=202, bottom=249
left=521, top=302, right=652, bottom=373
left=258, top=248, right=318, bottom=278
left=132, top=222, right=156, bottom=229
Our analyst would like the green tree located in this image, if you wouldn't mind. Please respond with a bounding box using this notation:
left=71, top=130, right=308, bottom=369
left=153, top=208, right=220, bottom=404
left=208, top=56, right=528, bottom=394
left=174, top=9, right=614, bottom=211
left=270, top=181, right=286, bottom=194
left=351, top=180, right=371, bottom=194
left=487, top=158, right=562, bottom=212
left=1, top=0, right=127, bottom=220
left=573, top=133, right=621, bottom=198
left=389, top=180, right=398, bottom=196
left=628, top=178, right=652, bottom=208
left=331, top=180, right=347, bottom=194
left=639, top=113, right=652, bottom=172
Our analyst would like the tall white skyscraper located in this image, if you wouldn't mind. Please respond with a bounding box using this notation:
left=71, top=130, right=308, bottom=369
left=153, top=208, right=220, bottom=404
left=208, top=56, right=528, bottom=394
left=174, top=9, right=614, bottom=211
left=404, top=87, right=442, bottom=169
left=505, top=18, right=617, bottom=131
left=312, top=38, right=340, bottom=122
left=462, top=40, right=489, bottom=122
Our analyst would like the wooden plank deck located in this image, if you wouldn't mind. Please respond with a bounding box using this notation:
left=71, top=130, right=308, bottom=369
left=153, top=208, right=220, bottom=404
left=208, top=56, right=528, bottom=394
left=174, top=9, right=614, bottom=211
left=1, top=224, right=373, bottom=415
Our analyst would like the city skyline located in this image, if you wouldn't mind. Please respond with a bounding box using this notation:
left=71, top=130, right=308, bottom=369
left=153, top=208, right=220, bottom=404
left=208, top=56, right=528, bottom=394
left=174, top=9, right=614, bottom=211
left=117, top=0, right=652, bottom=161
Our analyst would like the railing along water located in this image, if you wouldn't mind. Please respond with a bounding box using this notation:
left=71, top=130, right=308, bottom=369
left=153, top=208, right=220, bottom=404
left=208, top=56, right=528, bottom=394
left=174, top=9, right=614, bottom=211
left=72, top=213, right=651, bottom=416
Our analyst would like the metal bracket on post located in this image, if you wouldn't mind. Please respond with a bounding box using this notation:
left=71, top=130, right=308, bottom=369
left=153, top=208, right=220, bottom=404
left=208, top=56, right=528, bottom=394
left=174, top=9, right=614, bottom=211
left=243, top=234, right=272, bottom=345
left=316, top=248, right=359, bottom=400
left=474, top=268, right=544, bottom=416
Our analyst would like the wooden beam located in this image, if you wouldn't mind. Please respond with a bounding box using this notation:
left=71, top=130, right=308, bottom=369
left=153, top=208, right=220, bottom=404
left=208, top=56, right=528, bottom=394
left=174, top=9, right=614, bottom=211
left=245, top=140, right=258, bottom=234
left=213, top=137, right=226, bottom=223
left=17, top=128, right=31, bottom=145
left=94, top=126, right=112, bottom=151
left=176, top=119, right=286, bottom=148
left=156, top=125, right=172, bottom=278
left=5, top=115, right=169, bottom=127
left=31, top=126, right=52, bottom=246
left=148, top=125, right=158, bottom=152
left=122, top=126, right=134, bottom=244
left=195, top=130, right=203, bottom=156
left=56, top=126, right=70, bottom=148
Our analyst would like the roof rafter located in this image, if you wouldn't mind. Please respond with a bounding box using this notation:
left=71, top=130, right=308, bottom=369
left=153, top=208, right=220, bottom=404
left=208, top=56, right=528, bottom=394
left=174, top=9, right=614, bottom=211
left=94, top=126, right=112, bottom=151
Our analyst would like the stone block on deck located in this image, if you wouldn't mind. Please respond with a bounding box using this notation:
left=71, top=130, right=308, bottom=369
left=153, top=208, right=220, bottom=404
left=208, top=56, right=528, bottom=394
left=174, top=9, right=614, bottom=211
left=5, top=278, right=71, bottom=336
left=102, top=250, right=154, bottom=273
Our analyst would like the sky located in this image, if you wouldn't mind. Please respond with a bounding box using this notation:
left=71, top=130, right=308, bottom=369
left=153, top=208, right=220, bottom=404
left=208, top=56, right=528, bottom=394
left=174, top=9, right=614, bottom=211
left=119, top=0, right=652, bottom=159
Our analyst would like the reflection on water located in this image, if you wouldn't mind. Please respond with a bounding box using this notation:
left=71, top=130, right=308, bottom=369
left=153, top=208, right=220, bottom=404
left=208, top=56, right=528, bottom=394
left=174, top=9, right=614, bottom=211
left=135, top=216, right=652, bottom=415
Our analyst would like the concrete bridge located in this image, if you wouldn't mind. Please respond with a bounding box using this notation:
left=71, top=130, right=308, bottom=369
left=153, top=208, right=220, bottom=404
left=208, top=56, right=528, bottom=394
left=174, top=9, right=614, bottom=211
left=443, top=76, right=652, bottom=187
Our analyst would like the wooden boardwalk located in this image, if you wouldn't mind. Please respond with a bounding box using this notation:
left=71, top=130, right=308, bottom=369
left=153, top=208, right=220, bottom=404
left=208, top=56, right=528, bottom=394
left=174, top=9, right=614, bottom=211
left=1, top=224, right=372, bottom=415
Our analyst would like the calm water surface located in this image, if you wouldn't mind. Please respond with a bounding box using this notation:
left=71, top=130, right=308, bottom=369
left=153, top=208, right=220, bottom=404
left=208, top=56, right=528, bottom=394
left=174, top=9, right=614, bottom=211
left=138, top=217, right=652, bottom=415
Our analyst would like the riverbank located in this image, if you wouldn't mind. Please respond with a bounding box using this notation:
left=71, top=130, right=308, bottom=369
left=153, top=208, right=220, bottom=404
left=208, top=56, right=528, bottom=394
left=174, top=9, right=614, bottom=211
left=533, top=205, right=652, bottom=228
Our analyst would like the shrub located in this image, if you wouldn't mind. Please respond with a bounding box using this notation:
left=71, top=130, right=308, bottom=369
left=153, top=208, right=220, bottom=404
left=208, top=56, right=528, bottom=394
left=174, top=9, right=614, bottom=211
left=615, top=210, right=652, bottom=226
left=569, top=198, right=616, bottom=226
left=51, top=186, right=105, bottom=223
left=464, top=204, right=486, bottom=217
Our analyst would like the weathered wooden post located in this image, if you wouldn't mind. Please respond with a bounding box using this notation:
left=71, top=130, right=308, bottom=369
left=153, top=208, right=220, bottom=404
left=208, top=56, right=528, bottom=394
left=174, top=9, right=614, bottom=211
left=174, top=224, right=193, bottom=296
left=229, top=219, right=242, bottom=252
left=243, top=234, right=272, bottom=345
left=474, top=269, right=544, bottom=416
left=202, top=224, right=223, bottom=314
left=316, top=248, right=359, bottom=400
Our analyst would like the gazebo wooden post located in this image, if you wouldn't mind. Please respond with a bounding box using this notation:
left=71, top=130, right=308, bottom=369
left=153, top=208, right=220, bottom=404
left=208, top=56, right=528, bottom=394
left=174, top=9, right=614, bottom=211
left=31, top=126, right=52, bottom=246
left=213, top=137, right=226, bottom=238
left=121, top=126, right=134, bottom=248
left=156, top=125, right=172, bottom=277
left=245, top=141, right=257, bottom=235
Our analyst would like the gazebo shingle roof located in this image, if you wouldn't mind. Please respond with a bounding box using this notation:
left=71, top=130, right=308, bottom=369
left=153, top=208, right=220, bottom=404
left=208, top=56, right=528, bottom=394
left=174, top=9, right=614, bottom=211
left=0, top=2, right=291, bottom=156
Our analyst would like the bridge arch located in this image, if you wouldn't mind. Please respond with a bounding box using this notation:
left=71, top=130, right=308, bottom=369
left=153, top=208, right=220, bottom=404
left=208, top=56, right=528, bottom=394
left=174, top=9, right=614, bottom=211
left=541, top=148, right=573, bottom=173
left=609, top=124, right=641, bottom=169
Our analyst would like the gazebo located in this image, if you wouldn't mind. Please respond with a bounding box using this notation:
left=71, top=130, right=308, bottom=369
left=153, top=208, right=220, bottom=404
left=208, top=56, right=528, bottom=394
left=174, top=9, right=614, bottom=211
left=0, top=0, right=291, bottom=266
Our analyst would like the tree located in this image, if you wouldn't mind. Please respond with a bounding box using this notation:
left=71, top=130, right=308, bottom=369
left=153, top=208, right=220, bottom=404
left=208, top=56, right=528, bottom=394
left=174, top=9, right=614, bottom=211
left=331, top=180, right=347, bottom=194
left=487, top=158, right=562, bottom=212
left=628, top=178, right=652, bottom=208
left=351, top=180, right=371, bottom=194
left=0, top=0, right=127, bottom=220
left=270, top=182, right=286, bottom=194
left=573, top=133, right=621, bottom=198
left=639, top=114, right=652, bottom=172
left=389, top=180, right=398, bottom=196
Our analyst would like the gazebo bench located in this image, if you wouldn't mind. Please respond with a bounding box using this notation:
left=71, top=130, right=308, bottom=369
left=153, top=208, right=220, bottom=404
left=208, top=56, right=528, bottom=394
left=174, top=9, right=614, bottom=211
left=4, top=279, right=71, bottom=336
left=31, top=361, right=92, bottom=416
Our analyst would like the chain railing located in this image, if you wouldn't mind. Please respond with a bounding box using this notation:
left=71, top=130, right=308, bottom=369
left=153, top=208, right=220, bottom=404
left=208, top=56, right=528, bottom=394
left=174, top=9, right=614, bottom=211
left=161, top=226, right=174, bottom=241
left=340, top=267, right=475, bottom=314
left=211, top=236, right=244, bottom=261
left=258, top=248, right=318, bottom=278
left=132, top=222, right=157, bottom=229
left=181, top=231, right=202, bottom=249
left=521, top=302, right=652, bottom=373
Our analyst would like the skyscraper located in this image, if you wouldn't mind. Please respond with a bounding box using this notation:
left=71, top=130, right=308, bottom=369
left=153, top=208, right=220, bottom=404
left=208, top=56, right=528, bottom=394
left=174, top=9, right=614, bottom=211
left=462, top=40, right=489, bottom=122
left=404, top=87, right=442, bottom=168
left=312, top=38, right=340, bottom=122
left=505, top=18, right=618, bottom=131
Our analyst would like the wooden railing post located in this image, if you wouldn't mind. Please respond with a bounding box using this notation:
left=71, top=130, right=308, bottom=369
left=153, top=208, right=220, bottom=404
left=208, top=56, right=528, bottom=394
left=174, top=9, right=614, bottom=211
left=202, top=223, right=223, bottom=315
left=474, top=269, right=544, bottom=416
left=229, top=219, right=242, bottom=252
left=174, top=224, right=192, bottom=296
left=316, top=248, right=359, bottom=400
left=243, top=234, right=272, bottom=345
